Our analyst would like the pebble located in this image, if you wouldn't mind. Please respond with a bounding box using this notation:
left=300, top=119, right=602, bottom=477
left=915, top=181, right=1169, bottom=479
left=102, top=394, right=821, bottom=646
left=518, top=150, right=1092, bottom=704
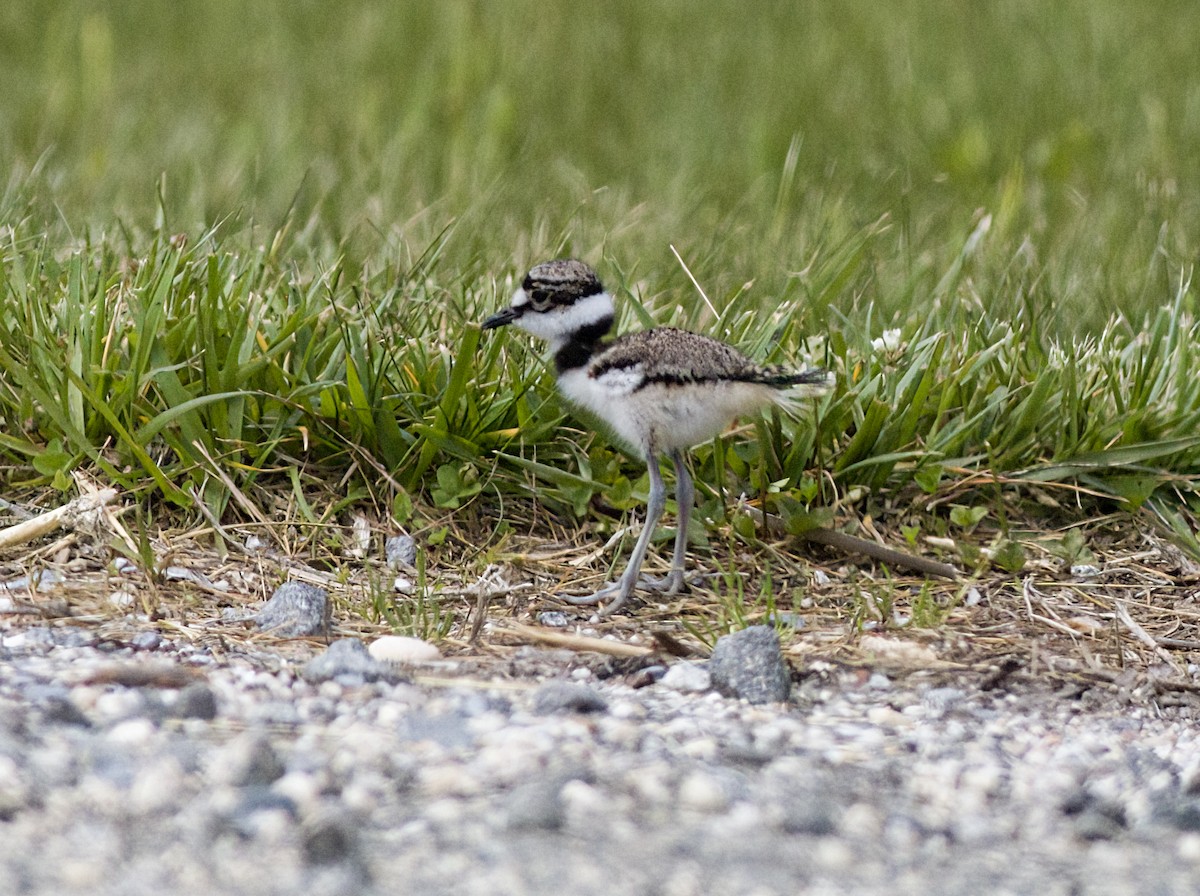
left=111, top=557, right=138, bottom=575
left=707, top=626, right=791, bottom=704
left=169, top=682, right=219, bottom=720
left=780, top=795, right=839, bottom=835
left=504, top=776, right=567, bottom=830
left=530, top=681, right=609, bottom=715
left=0, top=619, right=1199, bottom=894
left=254, top=582, right=328, bottom=637
left=660, top=661, right=712, bottom=693
left=368, top=636, right=441, bottom=665
left=385, top=535, right=418, bottom=569
left=1178, top=833, right=1200, bottom=863
left=130, top=630, right=162, bottom=651
left=302, top=810, right=363, bottom=866
left=677, top=771, right=731, bottom=813
left=219, top=734, right=286, bottom=787
left=107, top=590, right=137, bottom=610
left=766, top=611, right=807, bottom=629
left=304, top=638, right=395, bottom=683
left=536, top=611, right=570, bottom=628
left=0, top=754, right=30, bottom=819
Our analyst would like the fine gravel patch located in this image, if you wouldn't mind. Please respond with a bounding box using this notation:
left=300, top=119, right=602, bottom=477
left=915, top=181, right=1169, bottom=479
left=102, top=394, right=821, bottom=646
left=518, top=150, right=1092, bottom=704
left=2, top=625, right=1200, bottom=896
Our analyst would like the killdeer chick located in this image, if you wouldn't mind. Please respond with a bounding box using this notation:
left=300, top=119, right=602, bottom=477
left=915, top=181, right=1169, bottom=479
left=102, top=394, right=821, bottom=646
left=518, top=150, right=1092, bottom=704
left=482, top=259, right=831, bottom=616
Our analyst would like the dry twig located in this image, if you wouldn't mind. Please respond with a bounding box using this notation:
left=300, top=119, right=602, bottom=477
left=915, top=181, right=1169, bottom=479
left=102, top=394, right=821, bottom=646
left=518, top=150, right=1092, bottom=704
left=0, top=488, right=118, bottom=551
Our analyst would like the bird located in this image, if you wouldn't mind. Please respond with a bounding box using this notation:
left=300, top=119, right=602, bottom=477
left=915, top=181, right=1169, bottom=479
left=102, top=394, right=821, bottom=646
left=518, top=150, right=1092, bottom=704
left=482, top=259, right=831, bottom=617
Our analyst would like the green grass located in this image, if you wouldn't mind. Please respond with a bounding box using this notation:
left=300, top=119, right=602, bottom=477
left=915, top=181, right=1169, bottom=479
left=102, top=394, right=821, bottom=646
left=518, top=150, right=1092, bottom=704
left=2, top=0, right=1200, bottom=562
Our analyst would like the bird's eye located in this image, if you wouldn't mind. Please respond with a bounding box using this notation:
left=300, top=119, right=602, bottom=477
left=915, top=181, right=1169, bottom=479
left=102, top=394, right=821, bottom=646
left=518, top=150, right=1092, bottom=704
left=529, top=288, right=554, bottom=311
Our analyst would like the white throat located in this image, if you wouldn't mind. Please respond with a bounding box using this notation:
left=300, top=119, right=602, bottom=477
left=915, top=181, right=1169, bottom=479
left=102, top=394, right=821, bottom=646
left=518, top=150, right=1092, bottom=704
left=510, top=289, right=615, bottom=351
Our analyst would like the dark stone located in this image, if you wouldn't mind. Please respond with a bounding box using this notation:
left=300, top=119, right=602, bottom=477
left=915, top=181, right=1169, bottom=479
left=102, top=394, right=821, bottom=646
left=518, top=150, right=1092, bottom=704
left=302, top=811, right=361, bottom=865
left=781, top=797, right=839, bottom=836
left=25, top=684, right=90, bottom=727
left=254, top=582, right=328, bottom=637
left=41, top=695, right=92, bottom=727
left=1062, top=788, right=1127, bottom=840
left=230, top=735, right=286, bottom=787
left=531, top=681, right=609, bottom=715
left=1074, top=808, right=1125, bottom=841
left=1157, top=797, right=1200, bottom=832
left=170, top=682, right=218, bottom=720
left=708, top=625, right=791, bottom=704
left=629, top=664, right=669, bottom=689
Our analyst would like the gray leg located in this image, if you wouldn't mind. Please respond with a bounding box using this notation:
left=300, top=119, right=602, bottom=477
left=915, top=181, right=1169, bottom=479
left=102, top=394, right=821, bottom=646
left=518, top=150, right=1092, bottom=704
left=662, top=448, right=692, bottom=594
left=566, top=452, right=667, bottom=616
left=639, top=449, right=693, bottom=595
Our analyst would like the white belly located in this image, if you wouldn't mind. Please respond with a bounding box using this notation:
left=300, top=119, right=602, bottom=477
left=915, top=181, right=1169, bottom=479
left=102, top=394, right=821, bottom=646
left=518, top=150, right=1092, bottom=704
left=557, top=368, right=778, bottom=456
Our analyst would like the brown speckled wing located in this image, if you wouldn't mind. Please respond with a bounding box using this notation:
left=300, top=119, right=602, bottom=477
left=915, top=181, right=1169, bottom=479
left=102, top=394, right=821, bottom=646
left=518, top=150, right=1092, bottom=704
left=589, top=328, right=770, bottom=387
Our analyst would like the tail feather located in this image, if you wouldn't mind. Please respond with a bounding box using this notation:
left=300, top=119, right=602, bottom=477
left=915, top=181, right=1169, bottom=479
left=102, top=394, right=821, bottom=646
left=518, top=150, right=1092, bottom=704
left=760, top=367, right=835, bottom=392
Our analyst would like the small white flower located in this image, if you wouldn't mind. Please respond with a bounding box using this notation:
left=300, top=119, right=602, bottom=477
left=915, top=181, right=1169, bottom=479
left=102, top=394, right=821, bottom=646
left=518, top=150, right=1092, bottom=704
left=871, top=328, right=903, bottom=352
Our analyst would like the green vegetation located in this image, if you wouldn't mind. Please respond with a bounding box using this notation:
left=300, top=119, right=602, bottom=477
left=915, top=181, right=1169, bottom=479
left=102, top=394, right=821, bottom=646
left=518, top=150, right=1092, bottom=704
left=2, top=1, right=1200, bottom=579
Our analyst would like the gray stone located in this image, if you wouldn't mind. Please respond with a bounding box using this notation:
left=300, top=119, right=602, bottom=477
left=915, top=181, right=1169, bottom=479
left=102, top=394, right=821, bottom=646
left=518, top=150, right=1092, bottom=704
left=707, top=625, right=791, bottom=704
left=254, top=582, right=328, bottom=637
left=780, top=796, right=839, bottom=835
left=170, top=682, right=218, bottom=720
left=505, top=777, right=567, bottom=830
left=302, top=811, right=373, bottom=891
left=767, top=611, right=807, bottom=629
left=1157, top=797, right=1200, bottom=832
left=531, top=681, right=608, bottom=715
left=41, top=695, right=92, bottom=727
left=302, top=638, right=395, bottom=684
left=221, top=786, right=299, bottom=839
left=130, top=631, right=163, bottom=651
left=385, top=535, right=417, bottom=569
left=303, top=810, right=364, bottom=866
left=225, top=734, right=286, bottom=787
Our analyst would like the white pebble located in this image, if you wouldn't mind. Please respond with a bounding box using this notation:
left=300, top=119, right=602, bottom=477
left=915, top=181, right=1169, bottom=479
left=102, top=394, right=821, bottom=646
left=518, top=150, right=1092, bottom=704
left=560, top=779, right=609, bottom=823
left=129, top=757, right=184, bottom=813
left=108, top=589, right=137, bottom=610
left=92, top=690, right=146, bottom=723
left=0, top=755, right=29, bottom=816
left=112, top=557, right=138, bottom=575
left=660, top=662, right=712, bottom=693
left=813, top=838, right=855, bottom=871
left=419, top=763, right=480, bottom=797
left=369, top=636, right=442, bottom=664
left=625, top=764, right=672, bottom=807
left=272, top=771, right=323, bottom=811
left=678, top=771, right=730, bottom=813
left=106, top=718, right=157, bottom=747
left=1179, top=833, right=1200, bottom=863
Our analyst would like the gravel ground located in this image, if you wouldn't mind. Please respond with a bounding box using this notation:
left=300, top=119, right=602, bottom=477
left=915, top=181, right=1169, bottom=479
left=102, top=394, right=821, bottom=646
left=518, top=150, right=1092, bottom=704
left=2, top=622, right=1200, bottom=896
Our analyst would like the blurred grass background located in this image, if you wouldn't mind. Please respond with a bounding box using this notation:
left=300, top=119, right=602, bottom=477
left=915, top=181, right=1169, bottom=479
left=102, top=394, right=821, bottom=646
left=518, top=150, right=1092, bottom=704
left=4, top=1, right=1198, bottom=318
left=2, top=0, right=1199, bottom=554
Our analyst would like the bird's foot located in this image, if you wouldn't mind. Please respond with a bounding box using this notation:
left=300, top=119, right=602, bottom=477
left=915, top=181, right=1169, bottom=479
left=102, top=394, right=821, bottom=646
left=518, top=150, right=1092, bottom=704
left=563, top=579, right=636, bottom=617
left=564, top=569, right=690, bottom=616
left=637, top=570, right=689, bottom=596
